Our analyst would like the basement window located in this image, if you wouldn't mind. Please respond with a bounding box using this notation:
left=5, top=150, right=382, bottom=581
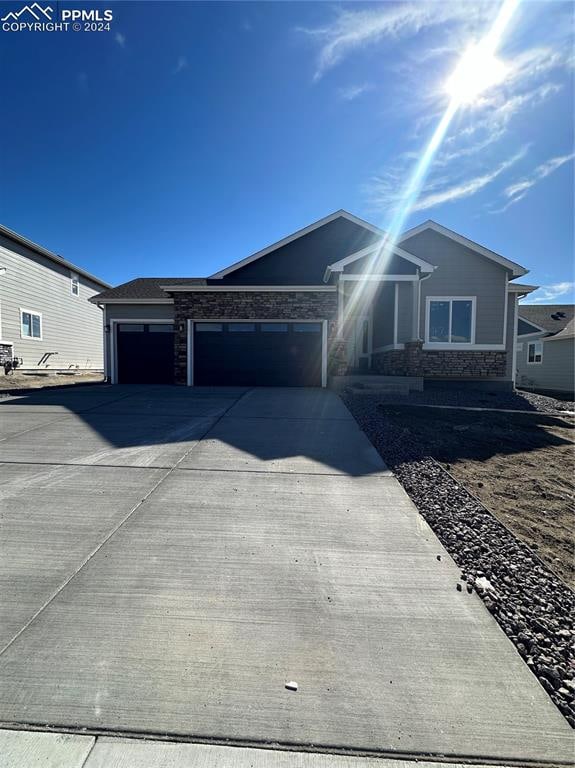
left=527, top=340, right=543, bottom=364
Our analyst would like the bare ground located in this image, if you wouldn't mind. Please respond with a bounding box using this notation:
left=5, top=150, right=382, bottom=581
left=0, top=371, right=104, bottom=392
left=378, top=405, right=575, bottom=588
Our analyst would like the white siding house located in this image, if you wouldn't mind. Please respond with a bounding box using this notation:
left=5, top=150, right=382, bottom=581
left=0, top=225, right=110, bottom=371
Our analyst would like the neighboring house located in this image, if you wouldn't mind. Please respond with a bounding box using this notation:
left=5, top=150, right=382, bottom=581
left=0, top=225, right=111, bottom=372
left=516, top=304, right=575, bottom=396
left=91, top=210, right=534, bottom=389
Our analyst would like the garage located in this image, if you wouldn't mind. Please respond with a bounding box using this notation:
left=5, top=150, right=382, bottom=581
left=192, top=321, right=324, bottom=386
left=116, top=322, right=175, bottom=384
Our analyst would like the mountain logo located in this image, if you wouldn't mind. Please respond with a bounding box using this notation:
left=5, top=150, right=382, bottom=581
left=1, top=3, right=53, bottom=21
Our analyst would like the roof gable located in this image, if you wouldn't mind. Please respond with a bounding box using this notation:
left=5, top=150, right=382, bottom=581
left=399, top=220, right=528, bottom=278
left=324, top=240, right=434, bottom=280
left=209, top=210, right=382, bottom=282
left=209, top=212, right=382, bottom=286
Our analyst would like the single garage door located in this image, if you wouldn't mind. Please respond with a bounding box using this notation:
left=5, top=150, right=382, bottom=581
left=193, top=321, right=323, bottom=386
left=116, top=323, right=175, bottom=384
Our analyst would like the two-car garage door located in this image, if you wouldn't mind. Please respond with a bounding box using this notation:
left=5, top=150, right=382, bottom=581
left=193, top=321, right=323, bottom=386
left=115, top=321, right=324, bottom=386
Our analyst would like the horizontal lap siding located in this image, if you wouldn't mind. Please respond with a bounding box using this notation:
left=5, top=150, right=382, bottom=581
left=0, top=236, right=105, bottom=370
left=516, top=334, right=575, bottom=393
left=401, top=230, right=509, bottom=345
left=372, top=284, right=394, bottom=348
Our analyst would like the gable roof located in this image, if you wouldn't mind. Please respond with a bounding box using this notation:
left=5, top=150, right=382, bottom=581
left=0, top=223, right=111, bottom=289
left=518, top=304, right=574, bottom=335
left=324, top=240, right=434, bottom=280
left=517, top=317, right=546, bottom=336
left=399, top=220, right=528, bottom=278
left=209, top=210, right=383, bottom=280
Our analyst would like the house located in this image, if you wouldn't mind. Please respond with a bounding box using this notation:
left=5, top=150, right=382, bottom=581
left=515, top=304, right=575, bottom=396
left=91, top=210, right=534, bottom=390
left=0, top=225, right=111, bottom=372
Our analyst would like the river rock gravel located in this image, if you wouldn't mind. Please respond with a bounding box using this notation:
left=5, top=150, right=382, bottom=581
left=343, top=392, right=575, bottom=728
left=359, top=386, right=575, bottom=413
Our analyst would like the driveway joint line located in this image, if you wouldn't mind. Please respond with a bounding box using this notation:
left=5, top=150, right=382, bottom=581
left=0, top=389, right=250, bottom=659
left=0, top=722, right=570, bottom=768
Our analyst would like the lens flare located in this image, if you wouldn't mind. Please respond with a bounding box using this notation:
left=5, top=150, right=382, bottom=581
left=341, top=0, right=520, bottom=340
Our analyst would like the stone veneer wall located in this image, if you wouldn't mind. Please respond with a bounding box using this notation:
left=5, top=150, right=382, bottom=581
left=171, top=291, right=340, bottom=384
left=372, top=341, right=507, bottom=379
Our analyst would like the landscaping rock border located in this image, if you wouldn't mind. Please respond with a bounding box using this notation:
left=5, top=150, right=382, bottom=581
left=361, top=386, right=574, bottom=414
left=343, top=392, right=575, bottom=728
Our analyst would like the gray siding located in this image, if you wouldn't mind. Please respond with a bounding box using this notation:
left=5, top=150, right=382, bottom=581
left=396, top=282, right=413, bottom=344
left=516, top=333, right=574, bottom=393
left=220, top=218, right=379, bottom=285
left=103, top=303, right=175, bottom=375
left=0, top=235, right=105, bottom=370
left=372, top=284, right=395, bottom=348
left=401, top=229, right=509, bottom=345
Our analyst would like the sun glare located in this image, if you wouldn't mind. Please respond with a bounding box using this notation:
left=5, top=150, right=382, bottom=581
left=446, top=42, right=508, bottom=105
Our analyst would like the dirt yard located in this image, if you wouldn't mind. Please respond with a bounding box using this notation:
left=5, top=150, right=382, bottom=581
left=0, top=371, right=104, bottom=392
left=379, top=405, right=575, bottom=588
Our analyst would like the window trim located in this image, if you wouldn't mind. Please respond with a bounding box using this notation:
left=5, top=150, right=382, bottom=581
left=71, top=272, right=80, bottom=297
left=20, top=308, right=43, bottom=340
left=425, top=296, right=476, bottom=346
left=527, top=340, right=543, bottom=365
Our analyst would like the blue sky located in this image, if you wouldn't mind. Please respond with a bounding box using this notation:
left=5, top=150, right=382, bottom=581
left=0, top=0, right=573, bottom=303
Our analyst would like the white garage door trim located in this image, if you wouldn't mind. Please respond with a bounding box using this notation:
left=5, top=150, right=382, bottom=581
left=109, top=319, right=174, bottom=385
left=187, top=319, right=328, bottom=388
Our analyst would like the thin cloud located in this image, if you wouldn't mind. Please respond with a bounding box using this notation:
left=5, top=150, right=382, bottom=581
left=529, top=282, right=575, bottom=304
left=506, top=153, right=575, bottom=198
left=174, top=56, right=188, bottom=75
left=488, top=152, right=575, bottom=213
left=114, top=32, right=126, bottom=48
left=338, top=83, right=374, bottom=101
left=300, top=3, right=493, bottom=81
left=412, top=149, right=526, bottom=212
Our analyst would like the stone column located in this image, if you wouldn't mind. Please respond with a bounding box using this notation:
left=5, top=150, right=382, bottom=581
left=404, top=340, right=423, bottom=376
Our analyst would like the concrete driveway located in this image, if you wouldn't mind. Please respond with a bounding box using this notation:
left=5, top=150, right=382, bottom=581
left=0, top=385, right=572, bottom=764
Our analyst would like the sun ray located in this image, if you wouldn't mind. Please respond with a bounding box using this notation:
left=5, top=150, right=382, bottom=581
left=342, top=0, right=521, bottom=336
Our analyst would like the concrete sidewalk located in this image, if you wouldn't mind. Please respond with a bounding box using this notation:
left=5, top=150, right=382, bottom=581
left=0, top=386, right=572, bottom=765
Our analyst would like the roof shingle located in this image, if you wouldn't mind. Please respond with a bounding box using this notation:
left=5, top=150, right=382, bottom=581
left=518, top=304, right=574, bottom=335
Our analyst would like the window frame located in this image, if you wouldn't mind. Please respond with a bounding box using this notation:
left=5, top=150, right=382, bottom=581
left=70, top=273, right=80, bottom=297
left=425, top=296, right=476, bottom=346
left=527, top=340, right=543, bottom=365
left=20, top=308, right=43, bottom=340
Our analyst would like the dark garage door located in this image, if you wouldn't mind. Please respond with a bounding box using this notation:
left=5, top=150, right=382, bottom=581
left=116, top=323, right=175, bottom=384
left=193, top=321, right=323, bottom=386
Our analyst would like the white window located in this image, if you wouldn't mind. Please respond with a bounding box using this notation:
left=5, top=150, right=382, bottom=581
left=426, top=297, right=476, bottom=344
left=71, top=274, right=79, bottom=296
left=527, top=340, right=543, bottom=364
left=20, top=309, right=42, bottom=340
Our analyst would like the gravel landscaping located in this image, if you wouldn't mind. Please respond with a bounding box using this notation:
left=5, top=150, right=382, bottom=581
left=361, top=386, right=575, bottom=413
left=343, top=392, right=575, bottom=728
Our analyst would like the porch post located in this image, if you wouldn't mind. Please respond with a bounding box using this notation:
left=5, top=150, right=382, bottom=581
left=411, top=279, right=419, bottom=341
